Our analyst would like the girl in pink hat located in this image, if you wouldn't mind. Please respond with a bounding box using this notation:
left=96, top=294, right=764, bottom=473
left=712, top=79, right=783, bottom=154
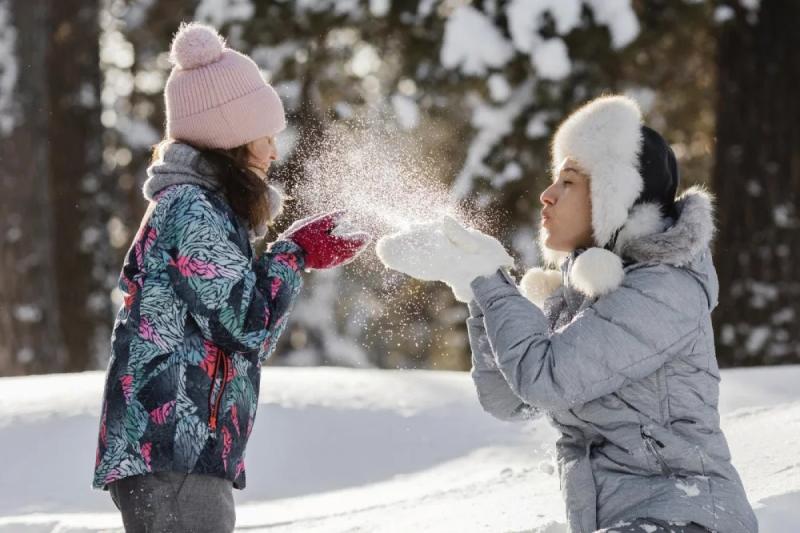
left=92, top=22, right=370, bottom=532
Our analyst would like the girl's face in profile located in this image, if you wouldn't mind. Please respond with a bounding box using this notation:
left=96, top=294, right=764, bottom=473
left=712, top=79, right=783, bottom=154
left=539, top=157, right=594, bottom=252
left=246, top=135, right=279, bottom=175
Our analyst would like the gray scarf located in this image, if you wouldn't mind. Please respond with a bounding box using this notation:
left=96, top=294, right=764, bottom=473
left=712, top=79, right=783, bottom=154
left=142, top=141, right=284, bottom=240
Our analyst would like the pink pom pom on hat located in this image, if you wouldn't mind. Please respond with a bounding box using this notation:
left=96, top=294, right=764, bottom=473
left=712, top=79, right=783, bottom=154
left=164, top=22, right=286, bottom=150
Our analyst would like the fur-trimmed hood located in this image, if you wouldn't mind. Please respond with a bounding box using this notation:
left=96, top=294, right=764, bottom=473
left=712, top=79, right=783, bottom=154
left=520, top=185, right=716, bottom=307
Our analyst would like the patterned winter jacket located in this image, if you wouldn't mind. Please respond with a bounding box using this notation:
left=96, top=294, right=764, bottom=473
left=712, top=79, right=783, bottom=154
left=93, top=144, right=304, bottom=491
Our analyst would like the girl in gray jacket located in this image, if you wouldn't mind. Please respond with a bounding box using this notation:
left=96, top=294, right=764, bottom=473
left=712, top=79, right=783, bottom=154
left=378, top=95, right=757, bottom=533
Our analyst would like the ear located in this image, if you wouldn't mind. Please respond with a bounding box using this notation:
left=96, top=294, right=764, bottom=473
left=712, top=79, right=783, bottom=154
left=520, top=267, right=563, bottom=307
left=568, top=247, right=624, bottom=298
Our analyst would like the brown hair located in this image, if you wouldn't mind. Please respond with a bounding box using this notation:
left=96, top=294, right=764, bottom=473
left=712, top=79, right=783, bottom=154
left=150, top=139, right=272, bottom=232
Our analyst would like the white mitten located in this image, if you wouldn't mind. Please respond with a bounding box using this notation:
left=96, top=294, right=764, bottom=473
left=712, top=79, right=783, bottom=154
left=376, top=215, right=514, bottom=302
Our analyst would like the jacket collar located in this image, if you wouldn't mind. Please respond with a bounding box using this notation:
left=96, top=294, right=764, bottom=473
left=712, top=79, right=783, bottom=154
left=142, top=141, right=223, bottom=202
left=616, top=185, right=715, bottom=267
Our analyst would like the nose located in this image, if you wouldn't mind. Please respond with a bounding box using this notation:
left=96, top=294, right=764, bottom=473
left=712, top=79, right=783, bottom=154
left=540, top=183, right=556, bottom=206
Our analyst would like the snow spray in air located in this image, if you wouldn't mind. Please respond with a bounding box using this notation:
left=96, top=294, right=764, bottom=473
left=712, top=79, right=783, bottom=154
left=282, top=119, right=504, bottom=364
left=292, top=119, right=498, bottom=245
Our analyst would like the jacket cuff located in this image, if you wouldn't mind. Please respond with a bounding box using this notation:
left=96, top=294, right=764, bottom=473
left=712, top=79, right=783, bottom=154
left=261, top=239, right=307, bottom=271
left=467, top=300, right=483, bottom=318
left=470, top=268, right=518, bottom=309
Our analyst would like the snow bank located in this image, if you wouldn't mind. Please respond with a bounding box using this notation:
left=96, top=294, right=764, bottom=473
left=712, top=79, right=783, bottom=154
left=1, top=365, right=798, bottom=532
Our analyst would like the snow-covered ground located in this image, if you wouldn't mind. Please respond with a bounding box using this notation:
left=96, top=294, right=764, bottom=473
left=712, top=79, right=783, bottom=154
left=0, top=365, right=798, bottom=532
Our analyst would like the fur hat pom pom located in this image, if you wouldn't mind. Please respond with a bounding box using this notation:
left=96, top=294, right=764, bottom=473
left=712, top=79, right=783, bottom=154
left=520, top=267, right=563, bottom=307
left=170, top=22, right=225, bottom=70
left=569, top=247, right=624, bottom=298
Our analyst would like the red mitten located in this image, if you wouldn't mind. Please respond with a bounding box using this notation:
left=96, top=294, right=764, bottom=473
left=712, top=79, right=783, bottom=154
left=281, top=211, right=371, bottom=270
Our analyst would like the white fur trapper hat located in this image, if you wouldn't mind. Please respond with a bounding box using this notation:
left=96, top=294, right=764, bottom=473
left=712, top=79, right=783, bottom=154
left=521, top=94, right=680, bottom=304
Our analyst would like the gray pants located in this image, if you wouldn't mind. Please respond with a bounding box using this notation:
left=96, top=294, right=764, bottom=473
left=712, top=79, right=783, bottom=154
left=595, top=518, right=713, bottom=532
left=109, top=471, right=235, bottom=533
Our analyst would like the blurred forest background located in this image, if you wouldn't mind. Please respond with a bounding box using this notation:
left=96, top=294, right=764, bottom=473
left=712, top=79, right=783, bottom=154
left=0, top=0, right=798, bottom=376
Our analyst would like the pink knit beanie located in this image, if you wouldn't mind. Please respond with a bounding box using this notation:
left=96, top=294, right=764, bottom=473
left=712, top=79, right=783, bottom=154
left=164, top=22, right=286, bottom=149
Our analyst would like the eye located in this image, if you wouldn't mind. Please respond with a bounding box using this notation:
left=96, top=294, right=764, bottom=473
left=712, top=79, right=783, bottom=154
left=563, top=180, right=573, bottom=186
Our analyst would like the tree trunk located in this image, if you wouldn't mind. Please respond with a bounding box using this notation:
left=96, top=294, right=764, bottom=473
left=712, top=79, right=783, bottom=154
left=47, top=0, right=106, bottom=372
left=712, top=0, right=800, bottom=366
left=0, top=0, right=104, bottom=376
left=0, top=0, right=64, bottom=375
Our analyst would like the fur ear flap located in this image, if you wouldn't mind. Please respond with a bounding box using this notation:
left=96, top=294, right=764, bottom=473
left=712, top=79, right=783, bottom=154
left=569, top=247, right=624, bottom=298
left=520, top=267, right=563, bottom=307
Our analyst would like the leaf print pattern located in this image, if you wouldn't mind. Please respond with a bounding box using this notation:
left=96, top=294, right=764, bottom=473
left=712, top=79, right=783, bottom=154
left=221, top=425, right=232, bottom=472
left=141, top=442, right=152, bottom=471
left=149, top=400, right=175, bottom=424
left=119, top=375, right=133, bottom=404
left=123, top=400, right=149, bottom=443
left=200, top=339, right=223, bottom=379
left=99, top=400, right=108, bottom=446
left=275, top=252, right=299, bottom=270
left=271, top=277, right=282, bottom=298
left=93, top=183, right=304, bottom=491
left=222, top=375, right=257, bottom=416
left=231, top=404, right=240, bottom=436
left=174, top=414, right=208, bottom=470
left=138, top=316, right=166, bottom=347
left=134, top=226, right=158, bottom=267
left=168, top=254, right=238, bottom=279
left=139, top=278, right=186, bottom=349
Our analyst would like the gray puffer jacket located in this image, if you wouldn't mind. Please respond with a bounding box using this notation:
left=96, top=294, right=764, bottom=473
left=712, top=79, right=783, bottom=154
left=468, top=190, right=757, bottom=533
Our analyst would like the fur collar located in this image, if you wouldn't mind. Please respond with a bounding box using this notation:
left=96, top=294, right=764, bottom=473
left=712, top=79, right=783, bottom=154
left=521, top=185, right=715, bottom=306
left=143, top=141, right=284, bottom=240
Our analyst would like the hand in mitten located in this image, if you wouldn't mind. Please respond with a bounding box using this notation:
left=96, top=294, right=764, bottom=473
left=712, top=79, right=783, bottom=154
left=376, top=215, right=514, bottom=302
left=280, top=210, right=371, bottom=270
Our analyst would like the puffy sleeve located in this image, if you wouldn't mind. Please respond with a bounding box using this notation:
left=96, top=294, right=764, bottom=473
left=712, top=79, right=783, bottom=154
left=470, top=265, right=706, bottom=411
left=468, top=301, right=538, bottom=422
left=160, top=186, right=304, bottom=361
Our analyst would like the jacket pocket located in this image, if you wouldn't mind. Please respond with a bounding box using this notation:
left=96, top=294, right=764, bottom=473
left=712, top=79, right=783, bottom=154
left=207, top=350, right=230, bottom=437
left=640, top=424, right=674, bottom=477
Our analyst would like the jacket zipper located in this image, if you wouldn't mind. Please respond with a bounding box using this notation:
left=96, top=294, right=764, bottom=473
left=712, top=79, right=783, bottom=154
left=208, top=351, right=229, bottom=437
